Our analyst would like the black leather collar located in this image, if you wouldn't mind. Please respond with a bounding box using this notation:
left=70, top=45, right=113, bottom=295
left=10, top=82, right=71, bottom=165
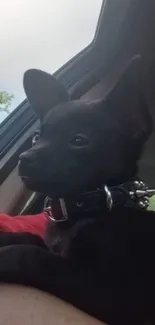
left=44, top=180, right=155, bottom=223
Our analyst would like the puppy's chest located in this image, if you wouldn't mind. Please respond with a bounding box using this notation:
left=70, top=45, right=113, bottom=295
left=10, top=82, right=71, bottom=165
left=44, top=218, right=101, bottom=259
left=44, top=222, right=72, bottom=257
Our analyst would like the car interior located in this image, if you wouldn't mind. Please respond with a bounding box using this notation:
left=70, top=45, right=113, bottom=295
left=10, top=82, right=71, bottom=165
left=0, top=0, right=155, bottom=324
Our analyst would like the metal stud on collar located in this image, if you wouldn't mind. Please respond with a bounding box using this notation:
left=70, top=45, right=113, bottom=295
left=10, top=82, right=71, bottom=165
left=104, top=180, right=155, bottom=211
left=129, top=180, right=155, bottom=209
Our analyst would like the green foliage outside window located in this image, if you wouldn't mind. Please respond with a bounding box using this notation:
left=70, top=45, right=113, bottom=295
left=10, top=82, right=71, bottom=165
left=0, top=91, right=14, bottom=115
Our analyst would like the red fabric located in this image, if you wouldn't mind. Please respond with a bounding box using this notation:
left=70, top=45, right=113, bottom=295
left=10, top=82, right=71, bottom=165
left=0, top=212, right=47, bottom=238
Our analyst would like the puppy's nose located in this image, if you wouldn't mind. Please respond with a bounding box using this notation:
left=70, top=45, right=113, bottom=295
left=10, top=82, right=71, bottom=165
left=19, top=151, right=34, bottom=165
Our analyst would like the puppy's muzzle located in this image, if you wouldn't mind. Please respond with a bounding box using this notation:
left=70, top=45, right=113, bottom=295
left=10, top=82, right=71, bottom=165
left=19, top=151, right=35, bottom=166
left=18, top=151, right=37, bottom=179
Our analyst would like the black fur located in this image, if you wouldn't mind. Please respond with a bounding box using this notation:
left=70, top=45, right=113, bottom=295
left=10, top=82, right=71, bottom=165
left=0, top=56, right=154, bottom=324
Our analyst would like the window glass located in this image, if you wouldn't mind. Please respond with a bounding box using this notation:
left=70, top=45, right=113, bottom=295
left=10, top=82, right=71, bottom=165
left=0, top=0, right=103, bottom=123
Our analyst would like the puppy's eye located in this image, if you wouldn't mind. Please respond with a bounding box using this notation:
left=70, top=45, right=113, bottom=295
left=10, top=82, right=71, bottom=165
left=70, top=135, right=89, bottom=147
left=32, top=131, right=40, bottom=146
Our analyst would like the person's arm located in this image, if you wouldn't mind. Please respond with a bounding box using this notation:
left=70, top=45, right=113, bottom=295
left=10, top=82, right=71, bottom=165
left=0, top=284, right=105, bottom=325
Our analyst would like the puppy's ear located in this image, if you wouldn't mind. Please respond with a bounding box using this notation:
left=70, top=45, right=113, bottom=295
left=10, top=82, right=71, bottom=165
left=23, top=69, right=69, bottom=120
left=105, top=55, right=153, bottom=141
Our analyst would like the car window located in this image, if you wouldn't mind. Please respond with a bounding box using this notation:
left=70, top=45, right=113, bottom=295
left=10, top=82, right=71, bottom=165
left=0, top=0, right=103, bottom=124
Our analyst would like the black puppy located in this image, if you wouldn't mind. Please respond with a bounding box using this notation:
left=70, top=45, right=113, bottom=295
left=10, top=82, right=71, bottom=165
left=0, top=56, right=155, bottom=325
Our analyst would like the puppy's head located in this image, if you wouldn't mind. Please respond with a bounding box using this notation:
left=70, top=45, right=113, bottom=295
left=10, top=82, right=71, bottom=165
left=19, top=56, right=153, bottom=197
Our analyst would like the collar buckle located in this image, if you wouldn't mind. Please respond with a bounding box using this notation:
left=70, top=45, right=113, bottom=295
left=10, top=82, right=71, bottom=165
left=104, top=185, right=113, bottom=211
